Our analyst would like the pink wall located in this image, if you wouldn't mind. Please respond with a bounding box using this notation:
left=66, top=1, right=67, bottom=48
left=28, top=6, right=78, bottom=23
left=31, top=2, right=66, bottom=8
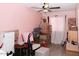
left=0, top=4, right=42, bottom=34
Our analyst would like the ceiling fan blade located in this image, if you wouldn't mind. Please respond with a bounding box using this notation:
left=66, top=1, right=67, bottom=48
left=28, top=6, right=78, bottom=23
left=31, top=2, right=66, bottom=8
left=38, top=10, right=43, bottom=12
left=48, top=10, right=52, bottom=12
left=32, top=7, right=42, bottom=9
left=49, top=7, right=60, bottom=9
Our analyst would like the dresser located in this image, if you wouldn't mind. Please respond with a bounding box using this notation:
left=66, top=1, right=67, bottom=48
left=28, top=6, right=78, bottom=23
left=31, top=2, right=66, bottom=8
left=66, top=31, right=79, bottom=52
left=66, top=18, right=79, bottom=52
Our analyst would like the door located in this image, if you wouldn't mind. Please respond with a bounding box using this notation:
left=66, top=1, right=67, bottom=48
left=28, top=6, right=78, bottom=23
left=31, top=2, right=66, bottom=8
left=49, top=16, right=66, bottom=44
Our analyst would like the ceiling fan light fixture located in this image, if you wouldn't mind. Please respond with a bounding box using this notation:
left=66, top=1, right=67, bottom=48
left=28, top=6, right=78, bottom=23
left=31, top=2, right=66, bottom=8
left=43, top=9, right=48, bottom=13
left=44, top=3, right=49, bottom=8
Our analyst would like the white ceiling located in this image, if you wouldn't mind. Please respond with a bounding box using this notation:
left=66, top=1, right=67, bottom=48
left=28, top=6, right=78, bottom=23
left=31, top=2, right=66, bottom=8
left=25, top=3, right=78, bottom=12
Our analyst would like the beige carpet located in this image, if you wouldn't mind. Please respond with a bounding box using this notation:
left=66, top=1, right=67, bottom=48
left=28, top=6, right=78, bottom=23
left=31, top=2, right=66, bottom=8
left=49, top=44, right=79, bottom=56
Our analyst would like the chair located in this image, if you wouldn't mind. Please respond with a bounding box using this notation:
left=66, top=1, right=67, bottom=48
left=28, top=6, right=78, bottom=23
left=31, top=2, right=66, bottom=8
left=27, top=33, right=41, bottom=56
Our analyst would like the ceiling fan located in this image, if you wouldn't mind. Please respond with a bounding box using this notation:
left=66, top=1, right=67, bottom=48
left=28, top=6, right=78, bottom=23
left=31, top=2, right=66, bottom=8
left=32, top=3, right=60, bottom=13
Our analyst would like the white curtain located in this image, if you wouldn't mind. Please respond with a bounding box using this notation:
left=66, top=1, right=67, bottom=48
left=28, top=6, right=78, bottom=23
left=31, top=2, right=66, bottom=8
left=49, top=16, right=66, bottom=44
left=0, top=32, right=15, bottom=53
